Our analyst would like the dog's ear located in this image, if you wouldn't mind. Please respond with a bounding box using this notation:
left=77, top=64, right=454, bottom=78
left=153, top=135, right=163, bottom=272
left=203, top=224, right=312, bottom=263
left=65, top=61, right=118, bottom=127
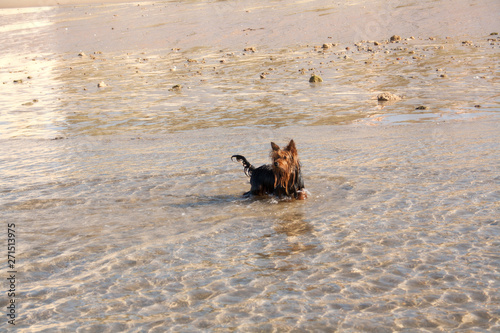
left=286, top=139, right=297, bottom=154
left=271, top=142, right=280, bottom=151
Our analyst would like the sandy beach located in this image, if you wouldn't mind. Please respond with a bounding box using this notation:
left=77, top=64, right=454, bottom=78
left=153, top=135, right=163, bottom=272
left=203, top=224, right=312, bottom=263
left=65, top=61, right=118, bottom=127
left=1, top=0, right=499, bottom=331
left=0, top=0, right=135, bottom=8
left=2, top=0, right=499, bottom=48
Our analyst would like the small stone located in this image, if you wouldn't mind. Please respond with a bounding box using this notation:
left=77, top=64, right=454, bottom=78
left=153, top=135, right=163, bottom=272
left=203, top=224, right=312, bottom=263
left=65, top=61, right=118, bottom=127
left=78, top=52, right=86, bottom=57
left=390, top=35, right=401, bottom=42
left=169, top=84, right=182, bottom=91
left=474, top=105, right=481, bottom=108
left=13, top=79, right=23, bottom=84
left=97, top=81, right=107, bottom=88
left=415, top=105, right=428, bottom=110
left=490, top=32, right=498, bottom=35
left=309, top=74, right=323, bottom=83
left=243, top=47, right=256, bottom=52
left=322, top=43, right=333, bottom=49
left=377, top=92, right=401, bottom=101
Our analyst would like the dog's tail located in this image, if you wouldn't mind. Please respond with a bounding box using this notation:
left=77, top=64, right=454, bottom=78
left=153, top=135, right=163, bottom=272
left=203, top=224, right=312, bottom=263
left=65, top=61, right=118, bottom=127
left=231, top=155, right=255, bottom=177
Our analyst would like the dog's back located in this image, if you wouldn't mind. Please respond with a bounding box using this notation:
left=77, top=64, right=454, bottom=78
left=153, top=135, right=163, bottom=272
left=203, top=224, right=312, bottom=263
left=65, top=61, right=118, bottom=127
left=249, top=164, right=275, bottom=196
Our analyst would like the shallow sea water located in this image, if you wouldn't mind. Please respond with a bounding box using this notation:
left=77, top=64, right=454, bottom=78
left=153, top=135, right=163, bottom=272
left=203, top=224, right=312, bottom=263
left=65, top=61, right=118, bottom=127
left=1, top=1, right=500, bottom=332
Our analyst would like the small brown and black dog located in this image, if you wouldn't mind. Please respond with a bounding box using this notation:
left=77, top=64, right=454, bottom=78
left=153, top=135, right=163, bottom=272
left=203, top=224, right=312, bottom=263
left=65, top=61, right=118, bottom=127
left=232, top=140, right=307, bottom=200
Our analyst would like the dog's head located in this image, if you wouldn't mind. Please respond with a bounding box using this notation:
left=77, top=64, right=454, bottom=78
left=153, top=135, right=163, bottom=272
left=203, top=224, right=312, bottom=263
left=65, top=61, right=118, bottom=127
left=270, top=139, right=298, bottom=175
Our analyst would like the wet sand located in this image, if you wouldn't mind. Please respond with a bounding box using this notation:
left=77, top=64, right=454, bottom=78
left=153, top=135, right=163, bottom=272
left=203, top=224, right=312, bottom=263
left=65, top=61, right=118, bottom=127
left=0, top=0, right=136, bottom=8
left=1, top=0, right=499, bottom=138
left=1, top=0, right=499, bottom=332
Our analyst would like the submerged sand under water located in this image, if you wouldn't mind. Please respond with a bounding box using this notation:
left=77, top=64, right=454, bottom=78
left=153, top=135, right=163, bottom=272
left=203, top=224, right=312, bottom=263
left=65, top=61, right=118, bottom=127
left=3, top=122, right=500, bottom=332
left=1, top=0, right=499, bottom=331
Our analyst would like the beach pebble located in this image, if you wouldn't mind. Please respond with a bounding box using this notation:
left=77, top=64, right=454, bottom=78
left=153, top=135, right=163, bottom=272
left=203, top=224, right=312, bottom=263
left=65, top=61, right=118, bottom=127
left=169, top=84, right=182, bottom=91
left=377, top=92, right=401, bottom=101
left=415, top=105, right=428, bottom=110
left=22, top=99, right=38, bottom=106
left=244, top=47, right=256, bottom=52
left=97, top=81, right=107, bottom=88
left=78, top=52, right=86, bottom=57
left=390, top=35, right=402, bottom=42
left=309, top=74, right=323, bottom=83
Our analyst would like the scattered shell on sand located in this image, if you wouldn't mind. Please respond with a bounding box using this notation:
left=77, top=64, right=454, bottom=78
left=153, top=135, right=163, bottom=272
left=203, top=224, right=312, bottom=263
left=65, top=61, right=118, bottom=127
left=377, top=92, right=401, bottom=101
left=309, top=74, right=323, bottom=83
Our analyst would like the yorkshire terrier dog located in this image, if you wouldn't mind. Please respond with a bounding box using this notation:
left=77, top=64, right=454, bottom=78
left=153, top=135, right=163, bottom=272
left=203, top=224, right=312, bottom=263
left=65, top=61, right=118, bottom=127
left=232, top=140, right=307, bottom=200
